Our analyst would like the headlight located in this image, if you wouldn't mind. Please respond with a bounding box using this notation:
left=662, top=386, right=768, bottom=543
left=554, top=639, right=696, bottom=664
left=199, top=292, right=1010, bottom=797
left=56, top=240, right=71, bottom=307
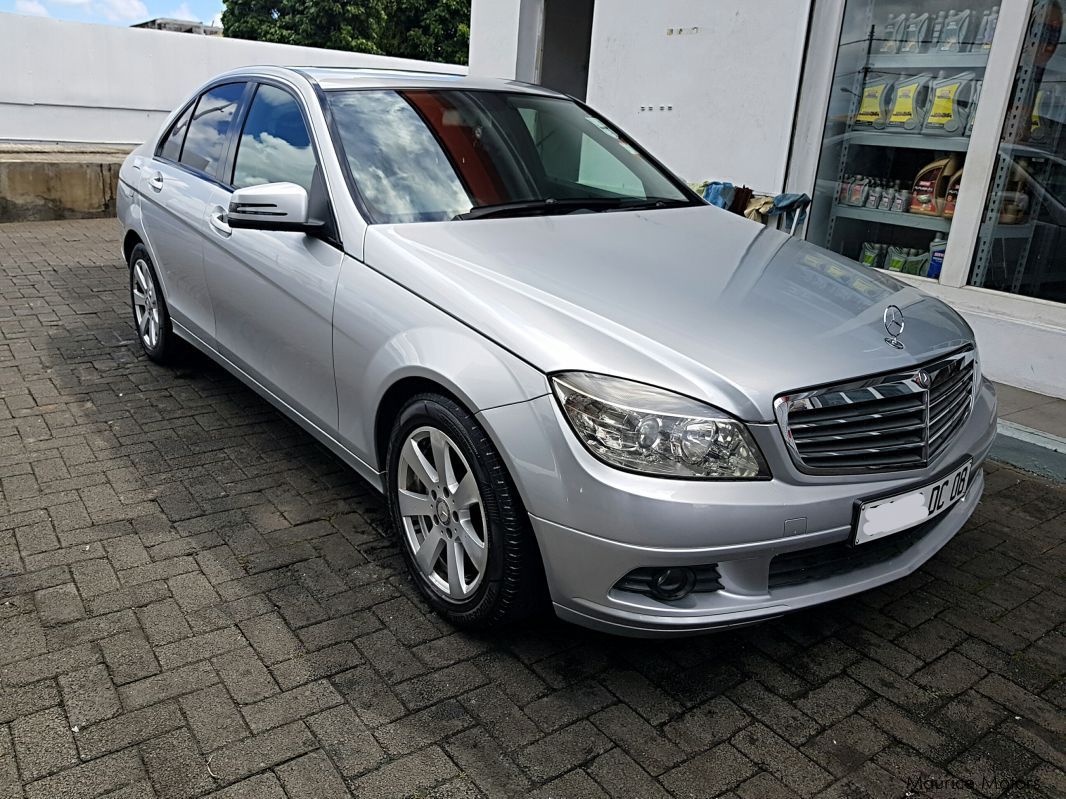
left=552, top=372, right=770, bottom=479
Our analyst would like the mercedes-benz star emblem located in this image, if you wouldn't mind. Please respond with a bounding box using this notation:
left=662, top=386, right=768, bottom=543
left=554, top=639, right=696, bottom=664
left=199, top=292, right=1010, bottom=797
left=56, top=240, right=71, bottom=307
left=914, top=369, right=931, bottom=389
left=883, top=305, right=905, bottom=349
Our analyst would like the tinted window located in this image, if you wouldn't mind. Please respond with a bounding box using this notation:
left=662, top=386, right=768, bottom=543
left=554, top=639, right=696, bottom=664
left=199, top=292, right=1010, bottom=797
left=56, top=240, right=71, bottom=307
left=326, top=89, right=689, bottom=224
left=233, top=85, right=317, bottom=193
left=180, top=83, right=245, bottom=176
left=159, top=105, right=192, bottom=162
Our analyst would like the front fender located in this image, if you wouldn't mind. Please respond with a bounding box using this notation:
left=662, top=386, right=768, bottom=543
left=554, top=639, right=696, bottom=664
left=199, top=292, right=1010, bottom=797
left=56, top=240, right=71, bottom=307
left=332, top=256, right=549, bottom=472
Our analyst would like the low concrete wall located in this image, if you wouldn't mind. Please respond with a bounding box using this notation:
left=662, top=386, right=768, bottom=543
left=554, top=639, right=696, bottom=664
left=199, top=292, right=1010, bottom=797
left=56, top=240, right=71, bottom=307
left=0, top=13, right=465, bottom=146
left=0, top=146, right=129, bottom=222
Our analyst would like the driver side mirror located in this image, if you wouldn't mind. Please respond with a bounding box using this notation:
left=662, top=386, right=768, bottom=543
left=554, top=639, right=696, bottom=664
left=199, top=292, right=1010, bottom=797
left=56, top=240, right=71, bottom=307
left=228, top=182, right=324, bottom=233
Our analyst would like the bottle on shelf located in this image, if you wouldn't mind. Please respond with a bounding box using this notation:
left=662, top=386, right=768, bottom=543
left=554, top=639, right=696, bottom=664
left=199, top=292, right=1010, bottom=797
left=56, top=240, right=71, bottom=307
left=865, top=180, right=884, bottom=209
left=937, top=10, right=971, bottom=52
left=928, top=236, right=948, bottom=279
left=900, top=13, right=930, bottom=54
left=838, top=175, right=853, bottom=204
left=848, top=175, right=871, bottom=206
left=928, top=10, right=947, bottom=50
left=982, top=6, right=999, bottom=50
left=878, top=181, right=898, bottom=211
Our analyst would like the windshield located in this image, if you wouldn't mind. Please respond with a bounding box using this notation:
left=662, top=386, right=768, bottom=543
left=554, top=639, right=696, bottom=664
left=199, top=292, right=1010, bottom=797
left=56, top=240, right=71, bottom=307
left=325, top=89, right=695, bottom=223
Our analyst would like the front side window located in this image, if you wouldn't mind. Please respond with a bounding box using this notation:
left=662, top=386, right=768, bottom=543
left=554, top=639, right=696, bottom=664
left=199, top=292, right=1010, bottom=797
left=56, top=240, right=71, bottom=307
left=326, top=89, right=692, bottom=223
left=233, top=84, right=317, bottom=193
left=180, top=83, right=245, bottom=177
left=158, top=105, right=192, bottom=162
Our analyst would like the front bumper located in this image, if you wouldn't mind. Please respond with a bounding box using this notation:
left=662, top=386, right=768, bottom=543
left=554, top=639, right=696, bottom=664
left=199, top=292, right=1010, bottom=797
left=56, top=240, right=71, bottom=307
left=480, top=378, right=997, bottom=637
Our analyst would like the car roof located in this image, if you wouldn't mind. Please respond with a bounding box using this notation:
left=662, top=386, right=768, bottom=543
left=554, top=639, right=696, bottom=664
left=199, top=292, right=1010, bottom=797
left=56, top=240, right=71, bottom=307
left=211, top=65, right=567, bottom=98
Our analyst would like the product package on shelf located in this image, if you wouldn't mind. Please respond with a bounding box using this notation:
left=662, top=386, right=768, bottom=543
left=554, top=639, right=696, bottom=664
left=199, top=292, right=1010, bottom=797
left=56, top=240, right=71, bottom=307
left=854, top=75, right=895, bottom=129
left=911, top=154, right=962, bottom=215
left=887, top=74, right=933, bottom=132
left=924, top=72, right=977, bottom=135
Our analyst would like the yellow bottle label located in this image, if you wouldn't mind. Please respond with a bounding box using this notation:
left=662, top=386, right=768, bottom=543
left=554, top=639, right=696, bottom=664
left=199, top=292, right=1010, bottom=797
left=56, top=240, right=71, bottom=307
left=927, top=83, right=960, bottom=126
left=1032, top=89, right=1047, bottom=133
left=889, top=84, right=918, bottom=124
left=856, top=84, right=886, bottom=124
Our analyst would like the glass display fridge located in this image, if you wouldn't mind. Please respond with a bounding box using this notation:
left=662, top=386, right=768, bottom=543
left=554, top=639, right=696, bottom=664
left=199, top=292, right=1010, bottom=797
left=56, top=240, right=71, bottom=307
left=806, top=0, right=1007, bottom=278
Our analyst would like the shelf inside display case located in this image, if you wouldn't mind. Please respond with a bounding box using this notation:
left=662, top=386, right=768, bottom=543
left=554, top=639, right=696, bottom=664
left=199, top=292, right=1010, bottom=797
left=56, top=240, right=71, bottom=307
left=833, top=204, right=953, bottom=232
left=865, top=52, right=990, bottom=70
left=846, top=131, right=971, bottom=151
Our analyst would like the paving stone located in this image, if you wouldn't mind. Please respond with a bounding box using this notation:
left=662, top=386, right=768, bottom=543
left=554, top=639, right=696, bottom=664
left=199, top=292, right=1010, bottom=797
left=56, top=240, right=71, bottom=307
left=275, top=750, right=351, bottom=799
left=100, top=630, right=159, bottom=684
left=136, top=600, right=193, bottom=646
left=34, top=583, right=85, bottom=626
left=525, top=679, right=614, bottom=732
left=270, top=642, right=363, bottom=691
left=76, top=701, right=185, bottom=759
left=204, top=773, right=286, bottom=799
left=660, top=742, right=757, bottom=798
left=240, top=679, right=342, bottom=733
left=179, top=683, right=249, bottom=752
left=118, top=660, right=218, bottom=711
left=374, top=698, right=474, bottom=757
left=208, top=721, right=317, bottom=783
left=71, top=559, right=121, bottom=598
left=516, top=720, right=612, bottom=782
left=305, top=705, right=386, bottom=778
left=59, top=664, right=121, bottom=727
left=238, top=613, right=304, bottom=666
left=155, top=626, right=245, bottom=671
left=212, top=647, right=279, bottom=705
left=23, top=748, right=145, bottom=799
left=348, top=746, right=458, bottom=799
left=141, top=727, right=214, bottom=799
left=11, top=706, right=78, bottom=781
left=443, top=727, right=531, bottom=798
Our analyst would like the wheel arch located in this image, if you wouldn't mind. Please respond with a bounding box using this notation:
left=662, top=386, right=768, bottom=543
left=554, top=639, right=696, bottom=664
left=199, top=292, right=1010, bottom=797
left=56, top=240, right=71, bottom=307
left=122, top=229, right=144, bottom=265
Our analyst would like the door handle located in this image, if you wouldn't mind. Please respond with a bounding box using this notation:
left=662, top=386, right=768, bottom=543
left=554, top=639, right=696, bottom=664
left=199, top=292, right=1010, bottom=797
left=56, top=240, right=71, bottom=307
left=147, top=170, right=164, bottom=191
left=209, top=206, right=232, bottom=237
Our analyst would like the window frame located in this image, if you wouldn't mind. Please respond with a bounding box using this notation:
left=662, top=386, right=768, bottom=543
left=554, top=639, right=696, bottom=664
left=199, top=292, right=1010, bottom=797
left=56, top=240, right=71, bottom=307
left=228, top=80, right=322, bottom=194
left=316, top=86, right=704, bottom=226
left=153, top=80, right=252, bottom=188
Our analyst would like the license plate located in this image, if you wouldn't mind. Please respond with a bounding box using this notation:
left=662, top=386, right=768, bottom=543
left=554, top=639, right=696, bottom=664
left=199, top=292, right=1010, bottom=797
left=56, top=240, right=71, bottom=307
left=854, top=460, right=971, bottom=546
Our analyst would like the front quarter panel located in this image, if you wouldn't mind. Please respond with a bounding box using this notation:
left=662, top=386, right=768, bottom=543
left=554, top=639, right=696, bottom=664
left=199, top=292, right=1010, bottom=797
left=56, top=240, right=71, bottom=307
left=332, top=254, right=549, bottom=473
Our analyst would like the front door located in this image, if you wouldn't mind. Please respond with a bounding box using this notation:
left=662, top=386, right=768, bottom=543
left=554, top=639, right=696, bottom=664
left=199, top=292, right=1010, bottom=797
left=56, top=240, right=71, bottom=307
left=203, top=82, right=343, bottom=433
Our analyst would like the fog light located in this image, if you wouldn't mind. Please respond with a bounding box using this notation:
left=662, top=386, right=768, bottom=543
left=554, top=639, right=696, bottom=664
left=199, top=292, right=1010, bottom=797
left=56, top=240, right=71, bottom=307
left=651, top=567, right=695, bottom=601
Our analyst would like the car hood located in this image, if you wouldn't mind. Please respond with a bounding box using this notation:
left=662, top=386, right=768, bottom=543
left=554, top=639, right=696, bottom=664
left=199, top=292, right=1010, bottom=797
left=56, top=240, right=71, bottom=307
left=363, top=205, right=974, bottom=421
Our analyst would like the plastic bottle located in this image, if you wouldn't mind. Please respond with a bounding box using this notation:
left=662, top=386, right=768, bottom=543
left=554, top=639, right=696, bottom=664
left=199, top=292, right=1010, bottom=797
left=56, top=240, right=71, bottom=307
left=974, top=11, right=991, bottom=51
left=983, top=6, right=999, bottom=49
left=938, top=10, right=971, bottom=52
left=838, top=175, right=853, bottom=204
left=878, top=181, right=897, bottom=211
left=849, top=175, right=870, bottom=206
left=928, top=236, right=948, bottom=279
left=901, top=13, right=930, bottom=54
left=892, top=187, right=911, bottom=212
left=865, top=180, right=883, bottom=209
left=929, top=11, right=946, bottom=50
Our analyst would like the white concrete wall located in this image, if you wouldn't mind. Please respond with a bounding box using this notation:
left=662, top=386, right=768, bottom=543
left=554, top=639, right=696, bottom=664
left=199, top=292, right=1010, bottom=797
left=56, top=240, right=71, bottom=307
left=584, top=0, right=810, bottom=193
left=0, top=13, right=466, bottom=145
left=468, top=0, right=543, bottom=82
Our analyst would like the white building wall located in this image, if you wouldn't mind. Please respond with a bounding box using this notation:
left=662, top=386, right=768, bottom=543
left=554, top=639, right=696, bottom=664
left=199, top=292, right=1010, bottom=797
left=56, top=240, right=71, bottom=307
left=0, top=13, right=465, bottom=145
left=584, top=0, right=810, bottom=193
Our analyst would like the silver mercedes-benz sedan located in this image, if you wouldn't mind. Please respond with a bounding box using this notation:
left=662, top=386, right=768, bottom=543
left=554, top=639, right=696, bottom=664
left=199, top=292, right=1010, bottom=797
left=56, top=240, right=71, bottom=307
left=117, top=67, right=997, bottom=636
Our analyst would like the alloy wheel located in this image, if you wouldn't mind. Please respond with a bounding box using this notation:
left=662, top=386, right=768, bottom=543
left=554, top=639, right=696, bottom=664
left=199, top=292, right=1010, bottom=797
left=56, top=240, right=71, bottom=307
left=131, top=258, right=161, bottom=350
left=396, top=425, right=488, bottom=601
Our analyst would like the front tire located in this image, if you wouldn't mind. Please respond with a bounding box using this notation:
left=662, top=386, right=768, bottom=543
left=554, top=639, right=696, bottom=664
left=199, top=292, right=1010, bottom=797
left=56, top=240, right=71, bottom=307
left=129, top=244, right=179, bottom=364
left=386, top=393, right=544, bottom=629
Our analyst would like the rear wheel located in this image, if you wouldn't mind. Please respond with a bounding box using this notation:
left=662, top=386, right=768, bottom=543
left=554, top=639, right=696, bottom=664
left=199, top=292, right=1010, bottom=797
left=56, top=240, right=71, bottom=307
left=386, top=393, right=544, bottom=629
left=129, top=244, right=179, bottom=364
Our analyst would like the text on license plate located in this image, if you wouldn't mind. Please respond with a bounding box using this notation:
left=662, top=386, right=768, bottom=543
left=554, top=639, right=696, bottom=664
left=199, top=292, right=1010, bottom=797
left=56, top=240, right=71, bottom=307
left=855, top=460, right=971, bottom=546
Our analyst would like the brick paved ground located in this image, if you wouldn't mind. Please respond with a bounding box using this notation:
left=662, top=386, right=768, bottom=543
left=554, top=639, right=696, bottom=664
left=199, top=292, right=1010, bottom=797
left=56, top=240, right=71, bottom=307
left=0, top=218, right=1063, bottom=799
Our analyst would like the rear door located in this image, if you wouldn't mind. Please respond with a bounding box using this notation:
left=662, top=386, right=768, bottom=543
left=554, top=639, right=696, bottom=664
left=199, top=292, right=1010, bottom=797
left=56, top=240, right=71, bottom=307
left=202, top=81, right=344, bottom=433
left=139, top=82, right=249, bottom=346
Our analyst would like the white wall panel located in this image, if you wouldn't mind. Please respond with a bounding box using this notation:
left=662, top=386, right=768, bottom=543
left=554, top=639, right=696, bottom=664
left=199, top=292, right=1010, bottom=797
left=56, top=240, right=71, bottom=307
left=585, top=0, right=810, bottom=192
left=0, top=13, right=465, bottom=145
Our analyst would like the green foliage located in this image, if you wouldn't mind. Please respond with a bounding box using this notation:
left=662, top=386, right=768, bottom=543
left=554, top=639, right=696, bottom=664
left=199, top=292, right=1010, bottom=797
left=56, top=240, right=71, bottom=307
left=221, top=0, right=470, bottom=65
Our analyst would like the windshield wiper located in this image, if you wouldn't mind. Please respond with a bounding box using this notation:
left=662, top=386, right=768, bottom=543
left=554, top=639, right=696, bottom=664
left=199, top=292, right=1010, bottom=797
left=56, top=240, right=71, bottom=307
left=454, top=197, right=630, bottom=221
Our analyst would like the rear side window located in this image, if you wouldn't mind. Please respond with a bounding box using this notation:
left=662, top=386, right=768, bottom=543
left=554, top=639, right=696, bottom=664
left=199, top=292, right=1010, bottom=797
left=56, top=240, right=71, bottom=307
left=179, top=83, right=245, bottom=176
left=233, top=84, right=317, bottom=193
left=158, top=105, right=192, bottom=162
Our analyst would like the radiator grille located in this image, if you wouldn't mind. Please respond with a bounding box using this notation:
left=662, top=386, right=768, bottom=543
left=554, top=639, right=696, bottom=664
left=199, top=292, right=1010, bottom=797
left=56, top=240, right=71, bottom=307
left=775, top=350, right=975, bottom=473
